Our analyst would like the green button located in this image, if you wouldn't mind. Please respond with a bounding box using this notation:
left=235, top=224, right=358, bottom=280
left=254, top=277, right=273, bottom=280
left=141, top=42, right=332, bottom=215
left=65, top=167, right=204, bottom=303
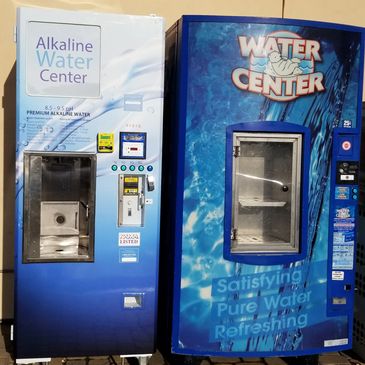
left=129, top=165, right=136, bottom=171
left=138, top=165, right=144, bottom=171
left=111, top=165, right=117, bottom=171
left=121, top=165, right=127, bottom=171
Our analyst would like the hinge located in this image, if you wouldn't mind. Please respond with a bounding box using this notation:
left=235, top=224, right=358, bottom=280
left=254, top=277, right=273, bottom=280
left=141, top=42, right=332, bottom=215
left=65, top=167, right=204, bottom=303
left=231, top=228, right=237, bottom=240
left=233, top=146, right=240, bottom=157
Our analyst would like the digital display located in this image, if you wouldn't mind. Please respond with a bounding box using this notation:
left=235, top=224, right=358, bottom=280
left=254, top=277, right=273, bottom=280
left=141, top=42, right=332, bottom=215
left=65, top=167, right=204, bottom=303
left=119, top=132, right=147, bottom=159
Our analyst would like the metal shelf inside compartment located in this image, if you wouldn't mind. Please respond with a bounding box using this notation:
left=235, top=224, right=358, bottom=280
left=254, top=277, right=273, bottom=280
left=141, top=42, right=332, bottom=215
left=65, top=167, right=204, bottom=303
left=239, top=196, right=287, bottom=207
left=233, top=233, right=287, bottom=246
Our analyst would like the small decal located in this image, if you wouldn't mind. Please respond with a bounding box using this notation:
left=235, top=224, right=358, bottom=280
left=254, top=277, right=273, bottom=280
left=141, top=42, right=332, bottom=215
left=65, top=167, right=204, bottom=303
left=119, top=248, right=139, bottom=263
left=324, top=338, right=348, bottom=347
left=335, top=187, right=350, bottom=200
left=343, top=120, right=352, bottom=128
left=332, top=271, right=344, bottom=281
left=119, top=232, right=140, bottom=247
left=335, top=207, right=351, bottom=219
left=124, top=94, right=143, bottom=111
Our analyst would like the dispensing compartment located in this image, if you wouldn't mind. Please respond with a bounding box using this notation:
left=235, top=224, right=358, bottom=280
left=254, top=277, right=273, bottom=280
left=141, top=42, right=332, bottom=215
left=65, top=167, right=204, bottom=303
left=231, top=133, right=302, bottom=253
left=23, top=152, right=96, bottom=262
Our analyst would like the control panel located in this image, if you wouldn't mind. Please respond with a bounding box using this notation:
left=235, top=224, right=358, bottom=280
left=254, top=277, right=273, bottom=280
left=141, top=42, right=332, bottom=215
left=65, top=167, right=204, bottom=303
left=118, top=175, right=145, bottom=226
left=328, top=133, right=360, bottom=315
left=106, top=130, right=156, bottom=227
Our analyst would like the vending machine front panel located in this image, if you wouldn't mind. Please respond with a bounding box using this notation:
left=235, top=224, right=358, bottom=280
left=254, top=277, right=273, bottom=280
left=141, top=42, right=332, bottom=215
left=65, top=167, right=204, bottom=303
left=161, top=16, right=364, bottom=358
left=15, top=7, right=164, bottom=359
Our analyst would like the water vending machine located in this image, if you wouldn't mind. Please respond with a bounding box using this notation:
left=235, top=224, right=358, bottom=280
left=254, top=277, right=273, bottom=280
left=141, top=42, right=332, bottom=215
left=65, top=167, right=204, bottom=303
left=160, top=16, right=364, bottom=357
left=15, top=7, right=164, bottom=359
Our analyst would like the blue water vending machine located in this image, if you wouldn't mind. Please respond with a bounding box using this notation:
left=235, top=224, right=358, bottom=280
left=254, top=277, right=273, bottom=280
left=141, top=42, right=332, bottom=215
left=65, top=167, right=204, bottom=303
left=15, top=7, right=164, bottom=359
left=160, top=16, right=364, bottom=357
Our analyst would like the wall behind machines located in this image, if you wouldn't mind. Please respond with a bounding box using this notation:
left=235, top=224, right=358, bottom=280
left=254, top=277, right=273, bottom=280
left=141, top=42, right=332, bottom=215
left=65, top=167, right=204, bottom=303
left=0, top=0, right=364, bottom=321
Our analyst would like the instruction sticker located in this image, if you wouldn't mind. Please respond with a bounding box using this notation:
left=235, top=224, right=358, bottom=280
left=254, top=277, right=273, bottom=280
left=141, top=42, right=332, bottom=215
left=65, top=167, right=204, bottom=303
left=332, top=271, right=344, bottom=281
left=335, top=187, right=350, bottom=200
left=119, top=248, right=139, bottom=263
left=332, top=206, right=355, bottom=270
left=119, top=232, right=140, bottom=247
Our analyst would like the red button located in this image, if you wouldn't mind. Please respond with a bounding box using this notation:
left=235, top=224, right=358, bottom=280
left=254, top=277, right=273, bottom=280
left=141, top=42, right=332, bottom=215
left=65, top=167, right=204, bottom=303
left=342, top=141, right=352, bottom=151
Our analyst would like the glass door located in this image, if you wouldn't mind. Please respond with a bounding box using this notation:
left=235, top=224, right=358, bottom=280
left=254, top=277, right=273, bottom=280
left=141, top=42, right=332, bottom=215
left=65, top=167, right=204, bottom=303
left=231, top=133, right=302, bottom=253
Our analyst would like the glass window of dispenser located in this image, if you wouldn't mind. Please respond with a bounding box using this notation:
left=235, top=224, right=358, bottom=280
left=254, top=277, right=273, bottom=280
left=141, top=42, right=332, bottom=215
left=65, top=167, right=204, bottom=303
left=231, top=133, right=302, bottom=254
